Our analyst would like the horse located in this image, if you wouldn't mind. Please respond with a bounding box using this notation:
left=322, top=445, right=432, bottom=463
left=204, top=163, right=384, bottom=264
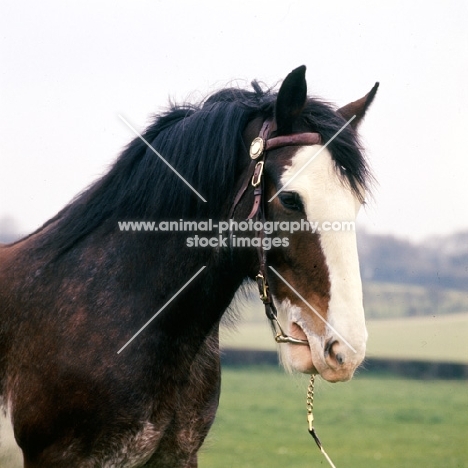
left=0, top=65, right=378, bottom=467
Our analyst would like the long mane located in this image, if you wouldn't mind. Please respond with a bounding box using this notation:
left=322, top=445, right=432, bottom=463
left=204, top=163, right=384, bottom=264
left=22, top=82, right=370, bottom=257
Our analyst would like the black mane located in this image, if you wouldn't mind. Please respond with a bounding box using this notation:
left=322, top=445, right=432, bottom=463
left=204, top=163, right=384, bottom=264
left=26, top=82, right=370, bottom=256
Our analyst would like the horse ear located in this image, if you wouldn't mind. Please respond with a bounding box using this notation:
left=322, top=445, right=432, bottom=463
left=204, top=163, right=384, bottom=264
left=275, top=65, right=308, bottom=134
left=338, top=82, right=379, bottom=129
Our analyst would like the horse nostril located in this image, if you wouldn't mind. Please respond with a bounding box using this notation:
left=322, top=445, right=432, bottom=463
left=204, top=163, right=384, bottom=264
left=324, top=339, right=335, bottom=356
left=324, top=340, right=346, bottom=367
left=335, top=353, right=344, bottom=365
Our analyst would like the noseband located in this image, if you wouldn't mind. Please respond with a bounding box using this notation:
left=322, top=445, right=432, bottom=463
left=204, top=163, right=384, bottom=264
left=230, top=119, right=322, bottom=346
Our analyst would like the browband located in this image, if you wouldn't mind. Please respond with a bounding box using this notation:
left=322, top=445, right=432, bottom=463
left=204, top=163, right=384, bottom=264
left=229, top=119, right=321, bottom=219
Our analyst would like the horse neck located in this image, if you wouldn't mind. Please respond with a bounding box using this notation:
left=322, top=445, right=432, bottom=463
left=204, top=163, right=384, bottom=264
left=74, top=229, right=250, bottom=335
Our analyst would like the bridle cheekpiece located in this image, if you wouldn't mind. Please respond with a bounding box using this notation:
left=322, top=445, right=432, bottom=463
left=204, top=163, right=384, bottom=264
left=230, top=119, right=322, bottom=346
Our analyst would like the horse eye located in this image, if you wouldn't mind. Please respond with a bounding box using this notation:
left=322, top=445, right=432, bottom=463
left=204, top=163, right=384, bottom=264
left=278, top=191, right=304, bottom=212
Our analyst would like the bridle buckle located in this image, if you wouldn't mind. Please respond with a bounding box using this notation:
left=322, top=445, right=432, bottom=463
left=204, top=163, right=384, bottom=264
left=251, top=161, right=264, bottom=187
left=256, top=272, right=269, bottom=302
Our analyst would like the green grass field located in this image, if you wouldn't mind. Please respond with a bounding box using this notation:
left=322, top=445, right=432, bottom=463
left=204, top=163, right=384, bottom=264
left=366, top=313, right=468, bottom=363
left=199, top=366, right=468, bottom=468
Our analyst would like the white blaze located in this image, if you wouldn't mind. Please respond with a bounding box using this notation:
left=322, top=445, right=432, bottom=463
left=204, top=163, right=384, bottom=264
left=279, top=146, right=367, bottom=359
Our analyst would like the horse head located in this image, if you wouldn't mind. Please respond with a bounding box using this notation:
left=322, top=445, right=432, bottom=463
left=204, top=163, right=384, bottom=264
left=238, top=66, right=378, bottom=382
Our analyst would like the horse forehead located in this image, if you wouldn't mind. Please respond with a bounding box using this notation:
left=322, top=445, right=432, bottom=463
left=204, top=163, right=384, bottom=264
left=279, top=146, right=359, bottom=218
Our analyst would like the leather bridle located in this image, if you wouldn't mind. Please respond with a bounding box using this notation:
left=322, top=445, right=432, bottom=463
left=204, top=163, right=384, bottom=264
left=229, top=119, right=322, bottom=346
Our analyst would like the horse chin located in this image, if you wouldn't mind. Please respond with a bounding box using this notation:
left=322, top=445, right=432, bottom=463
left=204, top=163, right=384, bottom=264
left=281, top=322, right=316, bottom=374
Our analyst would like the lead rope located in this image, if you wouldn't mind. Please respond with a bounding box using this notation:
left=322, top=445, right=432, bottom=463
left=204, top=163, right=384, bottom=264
left=306, top=375, right=337, bottom=468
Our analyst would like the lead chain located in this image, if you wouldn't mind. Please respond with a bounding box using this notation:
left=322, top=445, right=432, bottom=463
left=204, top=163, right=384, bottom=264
left=306, top=375, right=338, bottom=468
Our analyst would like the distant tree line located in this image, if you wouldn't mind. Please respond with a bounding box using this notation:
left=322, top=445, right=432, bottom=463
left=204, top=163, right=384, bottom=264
left=358, top=230, right=468, bottom=291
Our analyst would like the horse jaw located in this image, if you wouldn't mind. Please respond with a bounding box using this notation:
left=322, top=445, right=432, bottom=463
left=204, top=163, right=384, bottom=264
left=277, top=146, right=367, bottom=382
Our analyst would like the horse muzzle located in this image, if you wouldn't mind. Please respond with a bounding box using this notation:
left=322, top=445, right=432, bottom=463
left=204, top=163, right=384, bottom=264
left=284, top=323, right=367, bottom=382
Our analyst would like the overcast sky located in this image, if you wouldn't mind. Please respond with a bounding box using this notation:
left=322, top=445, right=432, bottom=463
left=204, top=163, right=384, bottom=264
left=1, top=0, right=467, bottom=242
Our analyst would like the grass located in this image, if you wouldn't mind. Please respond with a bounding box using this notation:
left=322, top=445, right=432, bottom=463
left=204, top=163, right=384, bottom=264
left=366, top=313, right=468, bottom=363
left=199, top=366, right=468, bottom=468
